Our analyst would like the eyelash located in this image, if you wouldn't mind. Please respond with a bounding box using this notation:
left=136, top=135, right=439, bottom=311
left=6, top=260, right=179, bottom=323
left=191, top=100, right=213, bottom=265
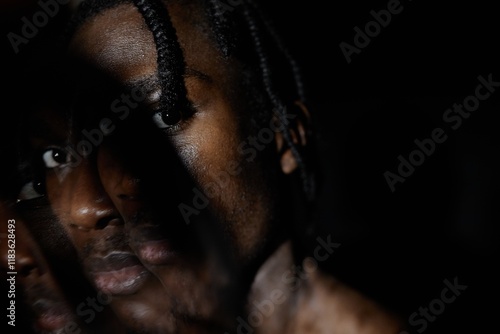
left=40, top=147, right=71, bottom=169
left=150, top=102, right=197, bottom=135
left=17, top=180, right=45, bottom=201
left=151, top=111, right=183, bottom=133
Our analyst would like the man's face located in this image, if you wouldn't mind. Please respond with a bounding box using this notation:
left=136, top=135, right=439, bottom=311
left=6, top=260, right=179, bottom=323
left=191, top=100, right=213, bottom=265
left=28, top=1, right=290, bottom=330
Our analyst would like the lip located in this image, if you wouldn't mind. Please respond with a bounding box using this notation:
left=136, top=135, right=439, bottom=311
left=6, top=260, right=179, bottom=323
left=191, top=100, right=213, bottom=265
left=135, top=239, right=177, bottom=265
left=87, top=252, right=150, bottom=295
left=129, top=225, right=179, bottom=265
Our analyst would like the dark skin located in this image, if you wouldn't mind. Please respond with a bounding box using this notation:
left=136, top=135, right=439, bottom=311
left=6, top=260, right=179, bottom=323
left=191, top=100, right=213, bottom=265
left=0, top=200, right=125, bottom=334
left=27, top=103, right=226, bottom=332
left=63, top=1, right=282, bottom=260
left=29, top=1, right=284, bottom=331
left=1, top=201, right=73, bottom=334
left=21, top=0, right=402, bottom=333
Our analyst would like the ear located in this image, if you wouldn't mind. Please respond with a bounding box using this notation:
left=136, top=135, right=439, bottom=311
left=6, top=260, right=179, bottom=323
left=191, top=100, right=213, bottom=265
left=275, top=101, right=311, bottom=175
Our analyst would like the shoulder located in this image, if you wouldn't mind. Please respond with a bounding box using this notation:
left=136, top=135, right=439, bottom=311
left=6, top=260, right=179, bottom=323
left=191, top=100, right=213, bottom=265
left=291, top=257, right=403, bottom=334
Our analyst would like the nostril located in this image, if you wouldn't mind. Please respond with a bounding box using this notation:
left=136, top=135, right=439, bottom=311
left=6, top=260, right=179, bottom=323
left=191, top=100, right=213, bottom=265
left=117, top=194, right=141, bottom=201
left=95, top=217, right=123, bottom=230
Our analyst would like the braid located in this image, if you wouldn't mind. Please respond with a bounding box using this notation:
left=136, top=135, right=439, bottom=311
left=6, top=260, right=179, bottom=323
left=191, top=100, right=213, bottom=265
left=67, top=0, right=315, bottom=200
left=68, top=0, right=189, bottom=121
left=242, top=2, right=315, bottom=201
left=131, top=0, right=189, bottom=121
left=247, top=0, right=306, bottom=102
left=204, top=0, right=236, bottom=56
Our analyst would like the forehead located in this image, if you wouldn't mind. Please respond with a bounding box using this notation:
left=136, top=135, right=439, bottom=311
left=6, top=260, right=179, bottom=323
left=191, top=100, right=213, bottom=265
left=69, top=1, right=223, bottom=83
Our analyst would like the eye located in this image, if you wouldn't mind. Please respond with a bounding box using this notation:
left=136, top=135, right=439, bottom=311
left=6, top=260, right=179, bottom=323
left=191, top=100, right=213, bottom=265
left=42, top=148, right=70, bottom=168
left=17, top=181, right=44, bottom=200
left=152, top=110, right=182, bottom=130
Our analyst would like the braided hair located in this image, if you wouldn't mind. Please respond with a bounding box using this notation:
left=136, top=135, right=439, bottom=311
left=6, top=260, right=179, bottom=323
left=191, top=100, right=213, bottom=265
left=69, top=0, right=316, bottom=201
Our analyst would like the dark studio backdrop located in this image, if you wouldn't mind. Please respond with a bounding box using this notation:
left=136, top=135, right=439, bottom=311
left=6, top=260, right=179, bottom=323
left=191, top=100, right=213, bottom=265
left=1, top=0, right=499, bottom=333
left=262, top=0, right=499, bottom=332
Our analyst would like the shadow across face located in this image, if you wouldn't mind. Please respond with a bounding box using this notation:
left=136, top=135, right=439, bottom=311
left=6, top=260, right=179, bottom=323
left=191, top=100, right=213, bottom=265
left=16, top=0, right=307, bottom=331
left=18, top=56, right=243, bottom=332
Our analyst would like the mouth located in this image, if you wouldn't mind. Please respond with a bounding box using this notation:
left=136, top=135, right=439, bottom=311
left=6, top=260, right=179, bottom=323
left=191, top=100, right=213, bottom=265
left=135, top=239, right=177, bottom=265
left=87, top=252, right=150, bottom=296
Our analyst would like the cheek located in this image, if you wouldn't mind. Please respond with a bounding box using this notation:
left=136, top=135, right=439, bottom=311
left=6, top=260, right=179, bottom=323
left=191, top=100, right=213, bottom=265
left=171, top=96, right=274, bottom=257
left=45, top=172, right=67, bottom=214
left=44, top=172, right=86, bottom=244
left=172, top=96, right=243, bottom=202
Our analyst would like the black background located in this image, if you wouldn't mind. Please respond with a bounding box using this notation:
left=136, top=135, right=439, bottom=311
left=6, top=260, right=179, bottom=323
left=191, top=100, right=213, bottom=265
left=264, top=0, right=499, bottom=332
left=268, top=0, right=500, bottom=333
left=2, top=0, right=499, bottom=333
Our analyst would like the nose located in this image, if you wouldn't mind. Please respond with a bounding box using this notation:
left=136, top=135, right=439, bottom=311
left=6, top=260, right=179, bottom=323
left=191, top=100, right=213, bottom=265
left=96, top=146, right=142, bottom=218
left=56, top=159, right=122, bottom=231
left=51, top=142, right=142, bottom=231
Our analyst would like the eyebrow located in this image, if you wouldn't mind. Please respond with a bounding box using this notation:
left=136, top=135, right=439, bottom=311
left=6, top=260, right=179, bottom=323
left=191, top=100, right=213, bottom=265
left=185, top=67, right=213, bottom=83
left=125, top=66, right=213, bottom=91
